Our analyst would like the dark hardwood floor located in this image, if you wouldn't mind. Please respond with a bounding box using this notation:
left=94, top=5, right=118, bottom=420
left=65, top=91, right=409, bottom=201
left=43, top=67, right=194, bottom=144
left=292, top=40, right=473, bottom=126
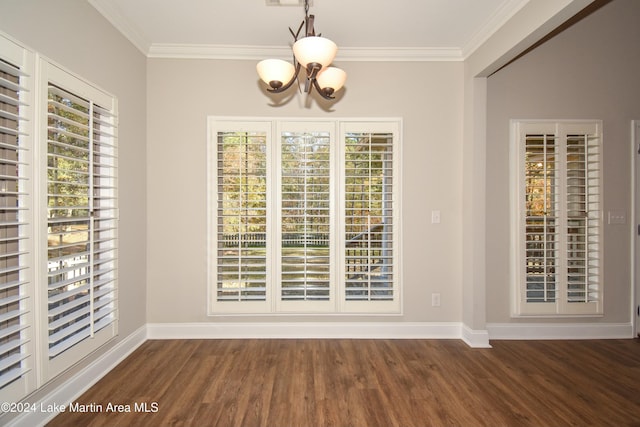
left=48, top=339, right=640, bottom=426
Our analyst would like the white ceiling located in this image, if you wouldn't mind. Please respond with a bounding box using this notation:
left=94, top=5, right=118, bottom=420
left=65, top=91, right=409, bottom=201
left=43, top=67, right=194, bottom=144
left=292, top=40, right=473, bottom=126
left=88, top=0, right=531, bottom=60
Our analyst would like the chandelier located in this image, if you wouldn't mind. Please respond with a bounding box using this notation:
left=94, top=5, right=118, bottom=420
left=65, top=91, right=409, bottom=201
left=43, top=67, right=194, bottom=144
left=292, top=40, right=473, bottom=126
left=257, top=0, right=346, bottom=100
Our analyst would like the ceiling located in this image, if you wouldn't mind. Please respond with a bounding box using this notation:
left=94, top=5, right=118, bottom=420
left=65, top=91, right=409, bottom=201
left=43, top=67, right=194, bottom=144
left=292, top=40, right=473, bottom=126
left=88, top=0, right=531, bottom=60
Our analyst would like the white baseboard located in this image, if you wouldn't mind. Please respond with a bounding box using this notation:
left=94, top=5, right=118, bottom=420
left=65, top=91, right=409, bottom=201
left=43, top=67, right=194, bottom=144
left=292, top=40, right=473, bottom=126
left=461, top=325, right=492, bottom=348
left=487, top=322, right=634, bottom=340
left=147, top=321, right=471, bottom=341
left=8, top=325, right=147, bottom=427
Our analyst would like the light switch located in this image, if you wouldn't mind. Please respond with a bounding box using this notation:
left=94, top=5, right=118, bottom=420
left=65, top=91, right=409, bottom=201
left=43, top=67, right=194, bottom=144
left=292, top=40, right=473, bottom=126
left=608, top=210, right=626, bottom=225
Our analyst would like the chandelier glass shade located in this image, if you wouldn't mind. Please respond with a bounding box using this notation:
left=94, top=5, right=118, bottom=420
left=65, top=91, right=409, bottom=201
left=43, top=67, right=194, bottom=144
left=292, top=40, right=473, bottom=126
left=292, top=36, right=337, bottom=68
left=256, top=59, right=296, bottom=90
left=315, top=66, right=346, bottom=97
left=257, top=0, right=346, bottom=100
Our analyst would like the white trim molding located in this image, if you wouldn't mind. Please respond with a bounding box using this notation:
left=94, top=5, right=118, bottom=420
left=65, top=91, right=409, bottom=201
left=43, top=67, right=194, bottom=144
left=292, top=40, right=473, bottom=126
left=147, top=322, right=476, bottom=342
left=461, top=325, right=492, bottom=348
left=460, top=0, right=530, bottom=58
left=5, top=326, right=147, bottom=427
left=147, top=44, right=464, bottom=61
left=487, top=322, right=634, bottom=340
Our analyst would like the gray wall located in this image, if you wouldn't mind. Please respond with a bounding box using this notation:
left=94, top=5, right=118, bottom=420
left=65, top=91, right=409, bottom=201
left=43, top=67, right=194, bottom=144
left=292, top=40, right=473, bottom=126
left=486, top=0, right=640, bottom=323
left=146, top=59, right=465, bottom=323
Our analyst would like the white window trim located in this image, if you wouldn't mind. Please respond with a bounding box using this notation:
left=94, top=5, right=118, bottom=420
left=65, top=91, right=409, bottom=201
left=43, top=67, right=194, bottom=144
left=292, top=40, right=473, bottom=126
left=207, top=117, right=402, bottom=316
left=510, top=119, right=603, bottom=317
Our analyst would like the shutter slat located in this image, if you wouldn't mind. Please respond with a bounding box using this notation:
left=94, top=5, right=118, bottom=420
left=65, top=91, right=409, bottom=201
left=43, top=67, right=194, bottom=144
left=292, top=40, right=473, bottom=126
left=48, top=328, right=91, bottom=358
left=0, top=92, right=27, bottom=107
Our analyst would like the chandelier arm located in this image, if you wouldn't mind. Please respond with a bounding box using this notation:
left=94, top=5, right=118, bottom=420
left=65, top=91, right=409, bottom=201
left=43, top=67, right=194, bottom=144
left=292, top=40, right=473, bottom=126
left=266, top=62, right=301, bottom=93
left=290, top=20, right=304, bottom=41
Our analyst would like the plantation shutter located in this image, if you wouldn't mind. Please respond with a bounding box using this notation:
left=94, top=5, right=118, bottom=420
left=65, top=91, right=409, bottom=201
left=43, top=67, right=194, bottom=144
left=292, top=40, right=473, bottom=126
left=0, top=38, right=35, bottom=402
left=278, top=123, right=334, bottom=311
left=209, top=119, right=401, bottom=314
left=565, top=131, right=601, bottom=308
left=344, top=132, right=395, bottom=301
left=45, top=65, right=117, bottom=374
left=515, top=121, right=602, bottom=316
left=524, top=133, right=558, bottom=304
left=215, top=129, right=269, bottom=305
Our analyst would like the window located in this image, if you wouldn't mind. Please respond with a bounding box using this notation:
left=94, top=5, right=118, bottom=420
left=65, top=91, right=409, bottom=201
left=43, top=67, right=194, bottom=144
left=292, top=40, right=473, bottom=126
left=209, top=119, right=401, bottom=314
left=344, top=128, right=395, bottom=305
left=511, top=120, right=602, bottom=316
left=277, top=122, right=335, bottom=313
left=0, top=32, right=118, bottom=405
left=40, top=61, right=118, bottom=379
left=214, top=122, right=270, bottom=313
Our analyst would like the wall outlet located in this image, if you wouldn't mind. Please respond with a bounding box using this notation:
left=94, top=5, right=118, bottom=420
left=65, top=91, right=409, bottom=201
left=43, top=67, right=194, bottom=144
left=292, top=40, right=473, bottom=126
left=431, top=210, right=441, bottom=224
left=431, top=293, right=441, bottom=307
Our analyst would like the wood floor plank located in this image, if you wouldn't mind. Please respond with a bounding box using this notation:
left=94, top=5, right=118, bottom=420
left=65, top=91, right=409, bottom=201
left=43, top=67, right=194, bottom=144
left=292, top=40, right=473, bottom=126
left=46, top=339, right=640, bottom=427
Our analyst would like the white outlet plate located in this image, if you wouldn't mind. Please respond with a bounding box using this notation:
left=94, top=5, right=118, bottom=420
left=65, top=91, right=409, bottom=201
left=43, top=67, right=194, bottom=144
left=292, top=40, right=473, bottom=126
left=431, top=210, right=441, bottom=224
left=432, top=293, right=441, bottom=307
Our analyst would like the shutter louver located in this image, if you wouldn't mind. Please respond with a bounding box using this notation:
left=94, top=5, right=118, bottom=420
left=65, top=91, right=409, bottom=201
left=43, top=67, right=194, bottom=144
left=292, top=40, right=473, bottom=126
left=47, top=84, right=117, bottom=358
left=0, top=55, right=32, bottom=396
left=344, top=132, right=394, bottom=301
left=280, top=131, right=331, bottom=301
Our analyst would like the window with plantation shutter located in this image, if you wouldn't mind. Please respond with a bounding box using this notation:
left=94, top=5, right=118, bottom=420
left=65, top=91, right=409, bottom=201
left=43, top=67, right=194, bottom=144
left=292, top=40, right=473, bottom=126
left=209, top=118, right=401, bottom=314
left=42, top=62, right=117, bottom=378
left=512, top=120, right=602, bottom=316
left=214, top=124, right=270, bottom=313
left=0, top=33, right=118, bottom=403
left=278, top=123, right=334, bottom=312
left=0, top=36, right=35, bottom=403
left=344, top=131, right=394, bottom=302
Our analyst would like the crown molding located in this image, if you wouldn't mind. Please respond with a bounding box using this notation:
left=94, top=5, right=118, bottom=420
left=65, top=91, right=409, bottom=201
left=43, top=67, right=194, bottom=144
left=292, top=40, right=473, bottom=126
left=147, top=43, right=464, bottom=61
left=88, top=0, right=150, bottom=55
left=461, top=0, right=530, bottom=57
